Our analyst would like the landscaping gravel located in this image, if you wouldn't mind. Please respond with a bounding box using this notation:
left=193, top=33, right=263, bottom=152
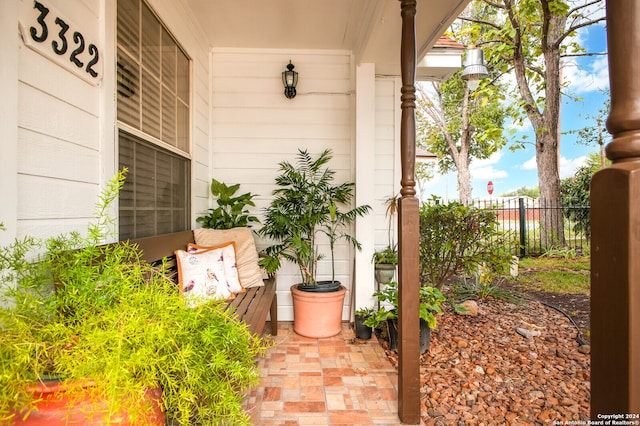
left=378, top=299, right=591, bottom=425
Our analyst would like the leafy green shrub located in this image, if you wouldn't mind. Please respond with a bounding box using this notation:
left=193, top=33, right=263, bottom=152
left=363, top=282, right=445, bottom=330
left=196, top=179, right=259, bottom=229
left=419, top=197, right=513, bottom=289
left=0, top=171, right=268, bottom=425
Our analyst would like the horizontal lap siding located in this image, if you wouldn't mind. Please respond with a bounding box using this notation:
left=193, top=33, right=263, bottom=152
left=17, top=0, right=102, bottom=238
left=374, top=78, right=400, bottom=249
left=211, top=49, right=355, bottom=321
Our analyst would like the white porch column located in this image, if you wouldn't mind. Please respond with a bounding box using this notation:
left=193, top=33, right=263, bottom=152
left=354, top=63, right=376, bottom=314
left=0, top=1, right=18, bottom=244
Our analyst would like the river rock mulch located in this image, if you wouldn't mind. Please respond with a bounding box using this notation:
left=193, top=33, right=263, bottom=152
left=378, top=299, right=591, bottom=425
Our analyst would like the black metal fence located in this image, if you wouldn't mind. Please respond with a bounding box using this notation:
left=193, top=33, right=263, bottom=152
left=472, top=198, right=590, bottom=257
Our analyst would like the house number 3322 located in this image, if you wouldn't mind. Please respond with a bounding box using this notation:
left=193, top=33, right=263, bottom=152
left=24, top=0, right=102, bottom=83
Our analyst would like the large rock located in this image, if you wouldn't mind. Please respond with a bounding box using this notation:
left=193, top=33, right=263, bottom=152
left=515, top=326, right=541, bottom=339
left=457, top=300, right=479, bottom=316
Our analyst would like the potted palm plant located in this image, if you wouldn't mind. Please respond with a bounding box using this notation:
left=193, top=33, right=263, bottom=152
left=0, top=171, right=267, bottom=425
left=259, top=149, right=370, bottom=338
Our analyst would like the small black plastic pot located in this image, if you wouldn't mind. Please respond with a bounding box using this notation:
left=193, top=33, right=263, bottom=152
left=354, top=315, right=372, bottom=340
left=386, top=318, right=431, bottom=354
left=296, top=280, right=342, bottom=293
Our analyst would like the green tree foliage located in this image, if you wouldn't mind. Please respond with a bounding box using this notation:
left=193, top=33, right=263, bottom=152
left=417, top=58, right=510, bottom=205
left=500, top=186, right=540, bottom=198
left=560, top=152, right=607, bottom=239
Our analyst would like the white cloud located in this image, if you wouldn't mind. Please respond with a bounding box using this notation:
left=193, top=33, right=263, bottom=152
left=560, top=155, right=588, bottom=178
left=470, top=151, right=508, bottom=180
left=472, top=166, right=508, bottom=180
left=506, top=116, right=533, bottom=134
left=520, top=155, right=587, bottom=178
left=522, top=156, right=537, bottom=171
left=563, top=55, right=609, bottom=94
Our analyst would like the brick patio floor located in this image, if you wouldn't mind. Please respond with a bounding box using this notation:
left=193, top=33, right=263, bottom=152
left=243, top=322, right=423, bottom=425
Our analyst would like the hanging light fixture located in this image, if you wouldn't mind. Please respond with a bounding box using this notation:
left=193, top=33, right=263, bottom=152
left=461, top=46, right=488, bottom=91
left=282, top=60, right=298, bottom=99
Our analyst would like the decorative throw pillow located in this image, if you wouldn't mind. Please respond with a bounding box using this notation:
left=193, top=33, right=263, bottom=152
left=175, top=242, right=243, bottom=307
left=193, top=228, right=264, bottom=288
left=185, top=243, right=244, bottom=292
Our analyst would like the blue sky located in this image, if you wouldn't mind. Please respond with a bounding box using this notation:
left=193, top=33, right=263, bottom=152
left=420, top=23, right=609, bottom=201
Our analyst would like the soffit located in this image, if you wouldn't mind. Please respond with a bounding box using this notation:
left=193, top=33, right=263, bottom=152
left=184, top=0, right=470, bottom=77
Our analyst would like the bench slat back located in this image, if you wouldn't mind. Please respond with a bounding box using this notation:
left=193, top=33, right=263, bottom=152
left=124, top=230, right=277, bottom=336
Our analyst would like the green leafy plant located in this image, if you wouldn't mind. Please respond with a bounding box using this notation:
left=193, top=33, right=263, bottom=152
left=451, top=267, right=523, bottom=304
left=354, top=306, right=375, bottom=319
left=196, top=178, right=259, bottom=229
left=541, top=244, right=577, bottom=259
left=259, top=149, right=371, bottom=286
left=372, top=245, right=398, bottom=266
left=372, top=195, right=400, bottom=267
left=419, top=197, right=513, bottom=289
left=0, top=170, right=268, bottom=425
left=363, top=282, right=445, bottom=330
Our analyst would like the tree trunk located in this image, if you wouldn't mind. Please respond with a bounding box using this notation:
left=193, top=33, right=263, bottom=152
left=536, top=131, right=565, bottom=248
left=507, top=0, right=566, bottom=248
left=457, top=161, right=473, bottom=205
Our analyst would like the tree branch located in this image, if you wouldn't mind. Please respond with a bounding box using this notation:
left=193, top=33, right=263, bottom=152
left=482, top=0, right=507, bottom=9
left=458, top=15, right=503, bottom=31
left=558, top=16, right=607, bottom=46
left=568, top=0, right=604, bottom=16
left=562, top=51, right=607, bottom=58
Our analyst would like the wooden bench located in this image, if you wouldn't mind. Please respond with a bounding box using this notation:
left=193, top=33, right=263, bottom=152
left=128, top=230, right=277, bottom=336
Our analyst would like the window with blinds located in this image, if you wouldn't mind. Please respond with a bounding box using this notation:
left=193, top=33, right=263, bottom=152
left=118, top=131, right=190, bottom=238
left=116, top=0, right=191, bottom=239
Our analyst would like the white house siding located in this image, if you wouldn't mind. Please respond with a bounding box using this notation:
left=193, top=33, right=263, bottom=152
left=373, top=78, right=402, bottom=257
left=0, top=1, right=19, bottom=246
left=210, top=49, right=355, bottom=321
left=16, top=0, right=103, bottom=239
left=4, top=0, right=210, bottom=242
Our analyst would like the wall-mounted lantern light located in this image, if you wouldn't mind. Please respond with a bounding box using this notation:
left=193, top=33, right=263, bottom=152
left=282, top=60, right=298, bottom=99
left=461, top=46, right=488, bottom=91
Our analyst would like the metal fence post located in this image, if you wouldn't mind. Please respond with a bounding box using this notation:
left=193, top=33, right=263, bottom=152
left=519, top=197, right=526, bottom=257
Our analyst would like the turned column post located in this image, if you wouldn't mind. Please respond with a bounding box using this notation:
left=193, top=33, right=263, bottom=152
left=397, top=0, right=420, bottom=423
left=590, top=0, right=640, bottom=415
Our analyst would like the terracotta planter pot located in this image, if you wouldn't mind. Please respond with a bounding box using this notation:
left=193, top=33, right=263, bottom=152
left=12, top=380, right=165, bottom=425
left=291, top=283, right=346, bottom=338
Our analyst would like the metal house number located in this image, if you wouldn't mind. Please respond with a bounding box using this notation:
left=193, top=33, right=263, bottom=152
left=19, top=0, right=103, bottom=86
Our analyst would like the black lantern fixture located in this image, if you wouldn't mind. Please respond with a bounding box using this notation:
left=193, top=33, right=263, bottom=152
left=282, top=60, right=298, bottom=99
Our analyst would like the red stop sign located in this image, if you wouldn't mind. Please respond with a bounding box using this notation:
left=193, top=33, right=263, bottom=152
left=487, top=181, right=494, bottom=195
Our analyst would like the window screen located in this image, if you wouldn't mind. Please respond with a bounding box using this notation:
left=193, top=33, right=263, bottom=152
left=116, top=0, right=191, bottom=239
left=119, top=131, right=190, bottom=239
